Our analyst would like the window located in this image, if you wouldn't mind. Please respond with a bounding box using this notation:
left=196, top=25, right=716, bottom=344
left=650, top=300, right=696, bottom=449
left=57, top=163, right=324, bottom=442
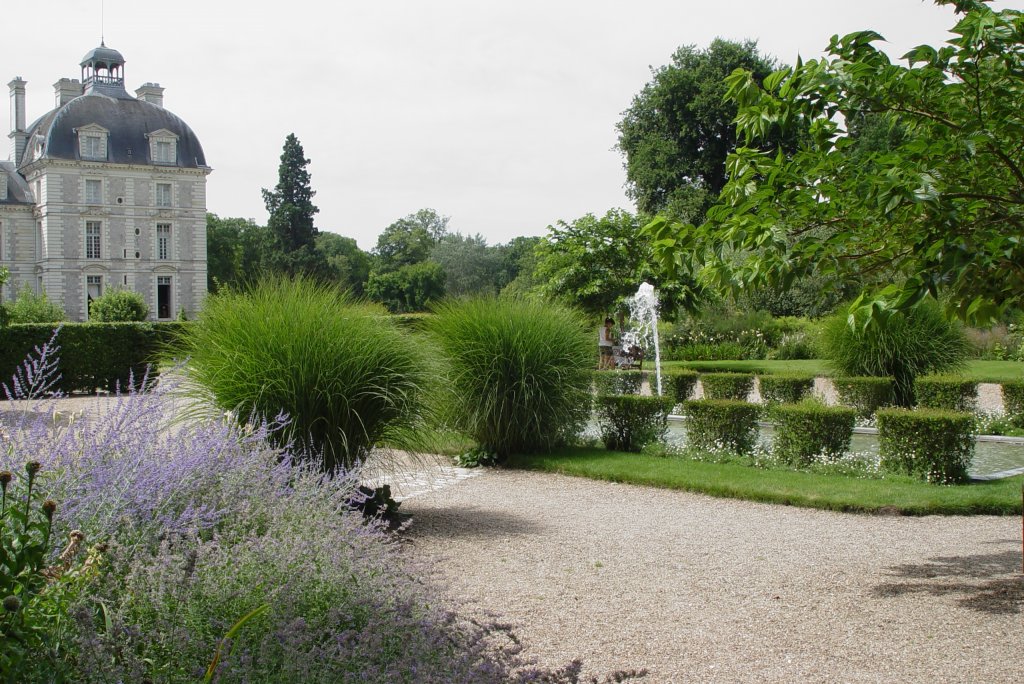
left=84, top=136, right=103, bottom=158
left=155, top=183, right=172, bottom=207
left=87, top=275, right=102, bottom=317
left=157, top=223, right=171, bottom=260
left=155, top=141, right=173, bottom=163
left=0, top=174, right=7, bottom=201
left=86, top=221, right=102, bottom=259
left=148, top=129, right=179, bottom=165
left=85, top=179, right=102, bottom=205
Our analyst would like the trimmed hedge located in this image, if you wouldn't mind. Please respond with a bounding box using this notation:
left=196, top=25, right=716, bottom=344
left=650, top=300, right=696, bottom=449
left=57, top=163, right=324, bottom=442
left=594, top=394, right=675, bottom=452
left=914, top=375, right=978, bottom=412
left=592, top=370, right=644, bottom=396
left=662, top=369, right=699, bottom=405
left=771, top=402, right=856, bottom=466
left=683, top=399, right=760, bottom=454
left=876, top=408, right=975, bottom=484
left=0, top=322, right=189, bottom=394
left=699, top=372, right=755, bottom=401
left=758, top=374, right=815, bottom=405
left=1001, top=381, right=1024, bottom=428
left=833, top=376, right=893, bottom=418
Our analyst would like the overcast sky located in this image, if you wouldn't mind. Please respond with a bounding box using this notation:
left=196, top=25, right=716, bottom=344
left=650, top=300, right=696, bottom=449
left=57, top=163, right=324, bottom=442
left=7, top=1, right=1014, bottom=249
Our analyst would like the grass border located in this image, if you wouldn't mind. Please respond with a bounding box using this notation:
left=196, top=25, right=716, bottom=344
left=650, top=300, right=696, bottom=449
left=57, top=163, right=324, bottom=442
left=507, top=447, right=1023, bottom=516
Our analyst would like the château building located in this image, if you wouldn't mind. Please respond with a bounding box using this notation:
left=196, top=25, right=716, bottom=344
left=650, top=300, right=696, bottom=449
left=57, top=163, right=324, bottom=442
left=1, top=44, right=210, bottom=321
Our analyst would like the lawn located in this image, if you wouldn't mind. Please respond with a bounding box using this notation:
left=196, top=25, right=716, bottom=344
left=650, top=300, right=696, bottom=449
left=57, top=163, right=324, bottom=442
left=508, top=447, right=1024, bottom=516
left=661, top=358, right=1024, bottom=383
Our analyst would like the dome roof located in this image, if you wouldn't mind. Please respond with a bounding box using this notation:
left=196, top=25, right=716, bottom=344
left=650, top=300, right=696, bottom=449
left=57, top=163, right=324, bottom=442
left=80, top=44, right=125, bottom=68
left=20, top=92, right=207, bottom=169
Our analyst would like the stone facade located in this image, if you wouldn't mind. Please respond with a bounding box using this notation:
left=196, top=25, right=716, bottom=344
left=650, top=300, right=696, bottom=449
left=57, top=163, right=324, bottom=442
left=1, top=45, right=210, bottom=321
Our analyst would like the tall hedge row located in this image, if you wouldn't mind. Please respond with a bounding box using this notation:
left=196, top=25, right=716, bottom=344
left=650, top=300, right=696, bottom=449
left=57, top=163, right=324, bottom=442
left=0, top=322, right=189, bottom=394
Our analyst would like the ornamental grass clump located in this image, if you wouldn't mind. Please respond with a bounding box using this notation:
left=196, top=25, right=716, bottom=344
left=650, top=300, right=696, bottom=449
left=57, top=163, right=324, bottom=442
left=426, top=297, right=593, bottom=458
left=770, top=401, right=856, bottom=467
left=595, top=394, right=675, bottom=452
left=876, top=408, right=975, bottom=484
left=821, top=299, right=971, bottom=407
left=174, top=278, right=426, bottom=472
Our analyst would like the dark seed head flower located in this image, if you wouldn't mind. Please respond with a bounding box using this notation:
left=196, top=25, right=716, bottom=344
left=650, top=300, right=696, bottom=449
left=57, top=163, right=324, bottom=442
left=2, top=596, right=20, bottom=613
left=42, top=500, right=57, bottom=519
left=0, top=471, right=12, bottom=487
left=25, top=461, right=42, bottom=476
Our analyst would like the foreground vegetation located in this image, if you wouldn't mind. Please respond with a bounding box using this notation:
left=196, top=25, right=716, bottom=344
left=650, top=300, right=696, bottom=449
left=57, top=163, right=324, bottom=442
left=509, top=447, right=1024, bottom=516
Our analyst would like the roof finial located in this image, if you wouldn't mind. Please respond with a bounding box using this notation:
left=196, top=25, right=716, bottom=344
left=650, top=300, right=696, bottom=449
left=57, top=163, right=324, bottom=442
left=100, top=0, right=105, bottom=46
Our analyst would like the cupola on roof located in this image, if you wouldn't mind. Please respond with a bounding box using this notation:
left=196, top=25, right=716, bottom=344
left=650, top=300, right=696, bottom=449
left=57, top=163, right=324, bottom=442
left=15, top=44, right=208, bottom=169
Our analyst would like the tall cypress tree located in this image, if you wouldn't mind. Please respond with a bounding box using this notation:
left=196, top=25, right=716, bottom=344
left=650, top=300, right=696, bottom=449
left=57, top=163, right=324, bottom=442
left=261, top=134, right=327, bottom=277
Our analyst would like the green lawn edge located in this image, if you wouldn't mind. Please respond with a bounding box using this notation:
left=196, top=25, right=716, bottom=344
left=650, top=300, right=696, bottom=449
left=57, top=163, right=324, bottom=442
left=507, top=447, right=1024, bottom=516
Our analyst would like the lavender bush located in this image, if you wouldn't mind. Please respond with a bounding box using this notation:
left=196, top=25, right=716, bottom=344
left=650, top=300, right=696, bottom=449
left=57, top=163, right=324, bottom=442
left=2, top=340, right=641, bottom=682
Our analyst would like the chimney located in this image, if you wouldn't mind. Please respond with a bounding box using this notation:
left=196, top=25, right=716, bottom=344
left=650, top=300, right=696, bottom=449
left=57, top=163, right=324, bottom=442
left=135, top=82, right=164, bottom=108
left=53, top=78, right=83, bottom=107
left=8, top=77, right=28, bottom=164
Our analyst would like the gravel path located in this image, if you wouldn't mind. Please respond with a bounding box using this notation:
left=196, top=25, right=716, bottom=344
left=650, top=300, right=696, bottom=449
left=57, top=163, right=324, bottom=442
left=403, top=468, right=1023, bottom=683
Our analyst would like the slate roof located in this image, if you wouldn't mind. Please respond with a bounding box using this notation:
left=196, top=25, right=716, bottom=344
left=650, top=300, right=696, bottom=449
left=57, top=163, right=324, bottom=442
left=20, top=92, right=207, bottom=169
left=0, top=161, right=33, bottom=205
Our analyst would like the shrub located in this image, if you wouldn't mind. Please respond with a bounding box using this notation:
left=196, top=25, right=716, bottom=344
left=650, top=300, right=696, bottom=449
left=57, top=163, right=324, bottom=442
left=1, top=348, right=584, bottom=683
left=833, top=376, right=893, bottom=418
left=1003, top=381, right=1024, bottom=428
left=767, top=331, right=817, bottom=360
left=770, top=401, right=856, bottom=466
left=683, top=399, right=760, bottom=454
left=821, top=299, right=971, bottom=406
left=876, top=408, right=975, bottom=484
left=426, top=297, right=593, bottom=458
left=914, top=375, right=978, bottom=412
left=758, top=374, right=815, bottom=405
left=175, top=278, right=426, bottom=472
left=662, top=369, right=699, bottom=405
left=87, top=288, right=149, bottom=322
left=664, top=341, right=746, bottom=361
left=699, top=372, right=754, bottom=401
left=595, top=394, right=675, bottom=452
left=6, top=284, right=64, bottom=324
left=592, top=369, right=644, bottom=396
left=0, top=323, right=187, bottom=394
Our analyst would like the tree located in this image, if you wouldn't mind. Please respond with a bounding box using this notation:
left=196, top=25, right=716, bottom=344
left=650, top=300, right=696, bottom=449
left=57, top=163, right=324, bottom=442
left=261, top=134, right=328, bottom=278
left=617, top=39, right=793, bottom=223
left=316, top=232, right=371, bottom=295
left=365, top=261, right=446, bottom=313
left=534, top=208, right=700, bottom=318
left=646, top=1, right=1024, bottom=324
left=372, top=209, right=449, bottom=272
left=430, top=233, right=505, bottom=297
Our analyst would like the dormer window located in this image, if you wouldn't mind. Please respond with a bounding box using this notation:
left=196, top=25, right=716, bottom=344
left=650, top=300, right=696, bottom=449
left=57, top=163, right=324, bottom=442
left=76, top=123, right=109, bottom=161
left=148, top=129, right=179, bottom=165
left=0, top=174, right=7, bottom=201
